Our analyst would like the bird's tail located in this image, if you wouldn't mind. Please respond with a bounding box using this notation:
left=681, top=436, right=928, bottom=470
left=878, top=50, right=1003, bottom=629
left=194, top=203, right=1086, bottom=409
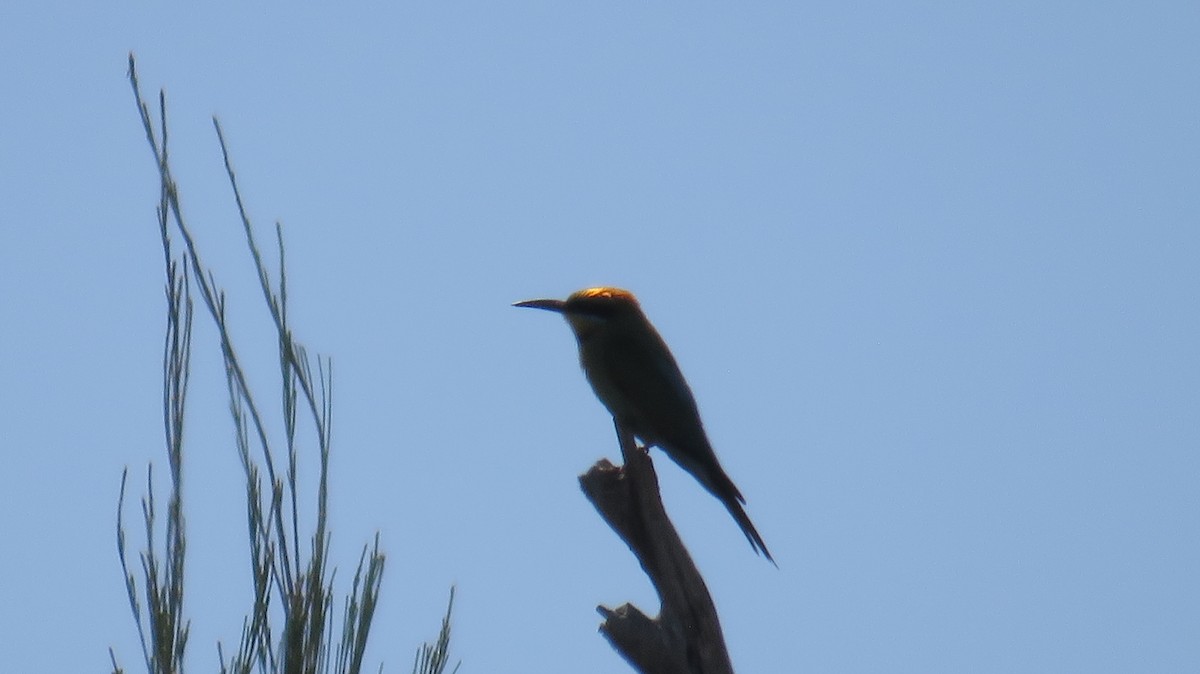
left=699, top=462, right=776, bottom=566
left=721, top=488, right=777, bottom=566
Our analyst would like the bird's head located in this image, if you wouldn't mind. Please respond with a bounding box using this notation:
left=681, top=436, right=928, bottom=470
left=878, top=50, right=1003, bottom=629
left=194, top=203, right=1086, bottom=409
left=514, top=287, right=645, bottom=338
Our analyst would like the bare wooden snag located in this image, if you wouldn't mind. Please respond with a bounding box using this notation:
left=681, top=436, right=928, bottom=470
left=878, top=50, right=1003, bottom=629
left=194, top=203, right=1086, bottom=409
left=578, top=422, right=735, bottom=674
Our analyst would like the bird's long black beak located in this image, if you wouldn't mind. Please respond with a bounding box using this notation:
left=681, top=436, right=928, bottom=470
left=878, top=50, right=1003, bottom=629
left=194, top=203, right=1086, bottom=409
left=513, top=298, right=566, bottom=313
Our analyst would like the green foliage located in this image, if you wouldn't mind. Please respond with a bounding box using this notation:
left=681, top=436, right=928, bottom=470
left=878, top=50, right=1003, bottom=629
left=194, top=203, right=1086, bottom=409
left=112, top=55, right=457, bottom=674
left=412, top=589, right=459, bottom=674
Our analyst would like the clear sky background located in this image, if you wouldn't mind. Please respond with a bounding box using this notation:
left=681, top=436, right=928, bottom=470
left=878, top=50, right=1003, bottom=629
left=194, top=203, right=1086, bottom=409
left=1, top=3, right=1197, bottom=673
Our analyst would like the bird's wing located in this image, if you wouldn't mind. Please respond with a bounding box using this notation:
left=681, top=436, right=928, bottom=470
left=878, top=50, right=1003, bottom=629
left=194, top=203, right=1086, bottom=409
left=599, top=327, right=708, bottom=449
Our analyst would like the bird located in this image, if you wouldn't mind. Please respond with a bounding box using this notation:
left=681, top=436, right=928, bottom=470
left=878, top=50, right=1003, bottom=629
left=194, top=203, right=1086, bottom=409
left=514, top=286, right=774, bottom=564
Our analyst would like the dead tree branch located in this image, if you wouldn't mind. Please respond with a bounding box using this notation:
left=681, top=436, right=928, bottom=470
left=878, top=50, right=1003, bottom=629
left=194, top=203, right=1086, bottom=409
left=578, top=422, right=735, bottom=674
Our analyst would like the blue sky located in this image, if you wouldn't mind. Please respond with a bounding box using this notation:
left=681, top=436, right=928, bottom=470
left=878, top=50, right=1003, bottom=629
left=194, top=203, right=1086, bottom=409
left=1, top=3, right=1197, bottom=672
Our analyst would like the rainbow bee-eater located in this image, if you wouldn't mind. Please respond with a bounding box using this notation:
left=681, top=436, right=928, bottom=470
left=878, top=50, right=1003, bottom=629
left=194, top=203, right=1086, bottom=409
left=515, top=287, right=774, bottom=563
